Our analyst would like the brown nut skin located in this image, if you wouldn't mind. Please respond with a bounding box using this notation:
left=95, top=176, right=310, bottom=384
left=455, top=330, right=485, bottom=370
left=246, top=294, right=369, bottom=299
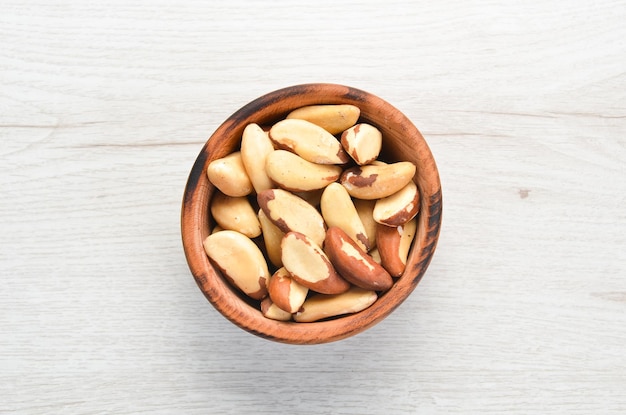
left=324, top=227, right=393, bottom=291
left=340, top=161, right=416, bottom=200
left=281, top=231, right=350, bottom=295
left=373, top=180, right=420, bottom=227
left=376, top=217, right=417, bottom=277
left=267, top=267, right=309, bottom=313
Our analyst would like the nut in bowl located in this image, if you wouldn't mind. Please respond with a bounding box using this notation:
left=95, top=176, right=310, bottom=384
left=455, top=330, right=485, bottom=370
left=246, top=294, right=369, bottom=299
left=181, top=83, right=442, bottom=344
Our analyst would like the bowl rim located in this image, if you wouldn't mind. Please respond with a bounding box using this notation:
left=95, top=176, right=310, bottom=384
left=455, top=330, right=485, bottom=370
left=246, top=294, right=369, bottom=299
left=181, top=83, right=442, bottom=344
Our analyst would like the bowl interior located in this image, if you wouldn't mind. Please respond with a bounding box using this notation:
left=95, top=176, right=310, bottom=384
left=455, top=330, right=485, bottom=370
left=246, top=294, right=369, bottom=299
left=181, top=83, right=442, bottom=344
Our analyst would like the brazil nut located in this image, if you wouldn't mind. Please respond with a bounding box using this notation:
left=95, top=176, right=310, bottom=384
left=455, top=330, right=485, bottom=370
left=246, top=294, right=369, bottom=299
left=376, top=217, right=417, bottom=277
left=281, top=231, right=350, bottom=295
left=340, top=123, right=382, bottom=165
left=269, top=118, right=349, bottom=165
left=240, top=123, right=276, bottom=193
left=206, top=151, right=253, bottom=197
left=320, top=182, right=370, bottom=252
left=210, top=191, right=261, bottom=238
left=286, top=104, right=360, bottom=135
left=266, top=150, right=342, bottom=192
left=340, top=161, right=416, bottom=200
left=260, top=297, right=292, bottom=321
left=324, top=227, right=393, bottom=291
left=353, top=198, right=378, bottom=249
left=203, top=230, right=269, bottom=300
left=257, top=188, right=326, bottom=247
left=258, top=209, right=284, bottom=268
left=293, top=287, right=378, bottom=323
left=373, top=180, right=420, bottom=226
left=267, top=267, right=309, bottom=313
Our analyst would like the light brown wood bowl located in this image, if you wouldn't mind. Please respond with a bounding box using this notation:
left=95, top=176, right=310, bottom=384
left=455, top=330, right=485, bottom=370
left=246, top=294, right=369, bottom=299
left=181, top=83, right=442, bottom=344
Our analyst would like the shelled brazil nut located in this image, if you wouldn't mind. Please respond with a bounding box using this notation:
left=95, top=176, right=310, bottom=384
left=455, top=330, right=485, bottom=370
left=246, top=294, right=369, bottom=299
left=202, top=104, right=419, bottom=322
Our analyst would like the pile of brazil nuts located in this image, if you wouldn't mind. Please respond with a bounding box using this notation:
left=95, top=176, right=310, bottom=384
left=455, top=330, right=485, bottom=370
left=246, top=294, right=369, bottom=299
left=203, top=104, right=419, bottom=323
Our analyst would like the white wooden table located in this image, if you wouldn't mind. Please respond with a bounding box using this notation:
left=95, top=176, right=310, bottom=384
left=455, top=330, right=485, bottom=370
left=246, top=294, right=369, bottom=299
left=2, top=1, right=625, bottom=413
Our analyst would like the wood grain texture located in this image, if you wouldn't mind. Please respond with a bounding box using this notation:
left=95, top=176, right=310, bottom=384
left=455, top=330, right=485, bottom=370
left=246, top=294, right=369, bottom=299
left=1, top=0, right=625, bottom=413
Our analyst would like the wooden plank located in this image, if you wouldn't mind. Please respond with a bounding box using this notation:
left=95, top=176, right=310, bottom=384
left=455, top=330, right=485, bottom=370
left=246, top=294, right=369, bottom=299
left=1, top=0, right=625, bottom=413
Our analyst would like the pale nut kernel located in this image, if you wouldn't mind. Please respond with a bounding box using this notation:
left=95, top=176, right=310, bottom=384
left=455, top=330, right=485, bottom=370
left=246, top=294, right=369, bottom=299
left=260, top=297, right=292, bottom=321
left=373, top=180, right=420, bottom=227
left=324, top=227, right=393, bottom=291
left=369, top=247, right=382, bottom=264
left=258, top=209, right=284, bottom=268
left=353, top=198, right=377, bottom=250
left=210, top=191, right=262, bottom=238
left=320, top=182, right=370, bottom=252
left=241, top=123, right=276, bottom=193
left=206, top=151, right=253, bottom=197
left=340, top=123, right=382, bottom=165
left=376, top=217, right=417, bottom=277
left=281, top=231, right=350, bottom=295
left=369, top=160, right=388, bottom=166
left=267, top=267, right=309, bottom=313
left=257, top=188, right=326, bottom=247
left=203, top=230, right=269, bottom=300
left=269, top=118, right=349, bottom=165
left=266, top=150, right=342, bottom=192
left=286, top=104, right=360, bottom=135
left=340, top=161, right=416, bottom=200
left=293, top=287, right=378, bottom=323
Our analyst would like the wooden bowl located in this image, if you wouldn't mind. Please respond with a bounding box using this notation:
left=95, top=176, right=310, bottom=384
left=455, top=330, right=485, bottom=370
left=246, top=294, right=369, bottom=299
left=181, top=83, right=442, bottom=344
